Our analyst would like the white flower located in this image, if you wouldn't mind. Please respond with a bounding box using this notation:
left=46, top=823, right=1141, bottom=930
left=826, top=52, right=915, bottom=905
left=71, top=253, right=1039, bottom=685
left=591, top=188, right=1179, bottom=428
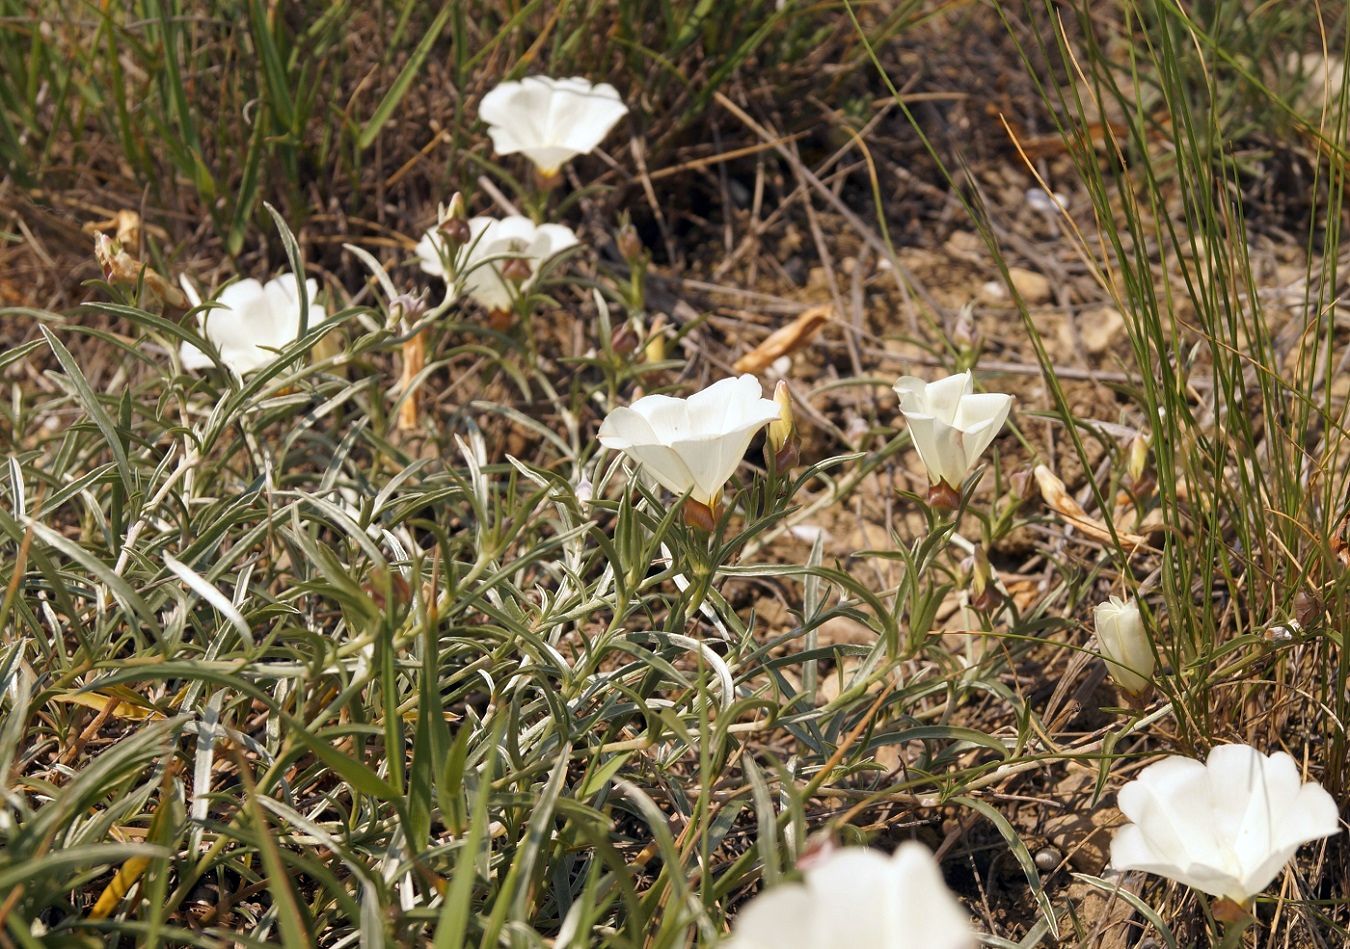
left=479, top=76, right=629, bottom=176
left=893, top=370, right=1012, bottom=487
left=1109, top=744, right=1341, bottom=904
left=416, top=215, right=578, bottom=313
left=597, top=375, right=780, bottom=507
left=181, top=273, right=324, bottom=376
left=727, top=843, right=972, bottom=949
left=1094, top=596, right=1154, bottom=694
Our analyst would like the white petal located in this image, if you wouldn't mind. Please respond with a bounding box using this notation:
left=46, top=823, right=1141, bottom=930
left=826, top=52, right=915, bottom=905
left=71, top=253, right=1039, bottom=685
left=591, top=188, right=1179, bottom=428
left=518, top=144, right=582, bottom=175
left=531, top=223, right=580, bottom=261
left=477, top=80, right=525, bottom=130
left=801, top=849, right=897, bottom=947
left=491, top=215, right=543, bottom=248
left=951, top=391, right=1012, bottom=464
left=261, top=273, right=314, bottom=345
left=627, top=394, right=692, bottom=440
left=904, top=414, right=963, bottom=486
left=923, top=371, right=973, bottom=424
left=598, top=406, right=698, bottom=497
left=416, top=231, right=448, bottom=278
left=888, top=843, right=973, bottom=949
left=546, top=78, right=628, bottom=153
left=670, top=431, right=746, bottom=504
left=597, top=404, right=653, bottom=450
left=617, top=443, right=699, bottom=498
left=685, top=375, right=775, bottom=435
left=1117, top=755, right=1218, bottom=872
left=893, top=375, right=930, bottom=412
left=179, top=340, right=215, bottom=371
left=215, top=277, right=266, bottom=312
left=727, top=883, right=819, bottom=948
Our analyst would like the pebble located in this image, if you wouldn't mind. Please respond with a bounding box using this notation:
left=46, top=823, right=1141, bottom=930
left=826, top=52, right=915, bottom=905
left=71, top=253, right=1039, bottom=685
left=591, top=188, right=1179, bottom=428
left=1008, top=267, right=1052, bottom=304
left=1079, top=306, right=1126, bottom=354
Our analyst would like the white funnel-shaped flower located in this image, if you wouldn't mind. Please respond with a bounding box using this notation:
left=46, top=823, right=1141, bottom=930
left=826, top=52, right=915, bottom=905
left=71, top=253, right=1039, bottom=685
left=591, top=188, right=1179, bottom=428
left=181, top=273, right=324, bottom=377
left=893, top=370, right=1012, bottom=488
left=597, top=375, right=781, bottom=508
left=1110, top=744, right=1341, bottom=903
left=727, top=843, right=972, bottom=949
left=479, top=76, right=628, bottom=176
left=416, top=215, right=578, bottom=313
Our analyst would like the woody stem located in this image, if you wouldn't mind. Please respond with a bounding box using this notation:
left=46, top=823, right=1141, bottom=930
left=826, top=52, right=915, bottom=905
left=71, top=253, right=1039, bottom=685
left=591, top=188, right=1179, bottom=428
left=397, top=330, right=425, bottom=431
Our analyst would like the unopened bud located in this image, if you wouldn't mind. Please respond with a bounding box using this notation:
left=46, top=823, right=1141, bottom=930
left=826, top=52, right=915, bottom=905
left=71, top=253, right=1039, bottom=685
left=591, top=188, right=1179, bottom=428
left=94, top=232, right=119, bottom=282
left=971, top=585, right=1002, bottom=613
left=952, top=304, right=978, bottom=351
left=391, top=290, right=428, bottom=326
left=968, top=545, right=992, bottom=599
left=363, top=572, right=412, bottom=612
left=574, top=476, right=593, bottom=504
left=1095, top=596, right=1154, bottom=695
left=437, top=193, right=471, bottom=247
left=966, top=546, right=1000, bottom=612
left=1295, top=590, right=1322, bottom=628
left=439, top=216, right=471, bottom=247
left=1005, top=467, right=1032, bottom=501
left=1126, top=433, right=1149, bottom=487
left=617, top=223, right=643, bottom=263
left=768, top=380, right=795, bottom=453
left=610, top=322, right=638, bottom=355
left=437, top=192, right=466, bottom=227
left=643, top=318, right=667, bottom=364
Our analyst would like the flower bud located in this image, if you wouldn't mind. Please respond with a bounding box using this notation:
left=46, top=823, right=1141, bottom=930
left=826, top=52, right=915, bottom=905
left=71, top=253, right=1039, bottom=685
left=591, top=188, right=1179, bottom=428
left=1009, top=466, right=1036, bottom=502
left=1295, top=590, right=1322, bottom=628
left=952, top=303, right=980, bottom=368
left=437, top=192, right=466, bottom=227
left=1126, top=433, right=1149, bottom=487
left=1094, top=596, right=1154, bottom=695
left=643, top=317, right=667, bottom=364
left=574, top=476, right=593, bottom=504
left=436, top=193, right=471, bottom=246
left=438, top=216, right=471, bottom=247
left=617, top=222, right=643, bottom=263
left=768, top=380, right=795, bottom=452
left=610, top=322, right=638, bottom=355
left=390, top=290, right=428, bottom=326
